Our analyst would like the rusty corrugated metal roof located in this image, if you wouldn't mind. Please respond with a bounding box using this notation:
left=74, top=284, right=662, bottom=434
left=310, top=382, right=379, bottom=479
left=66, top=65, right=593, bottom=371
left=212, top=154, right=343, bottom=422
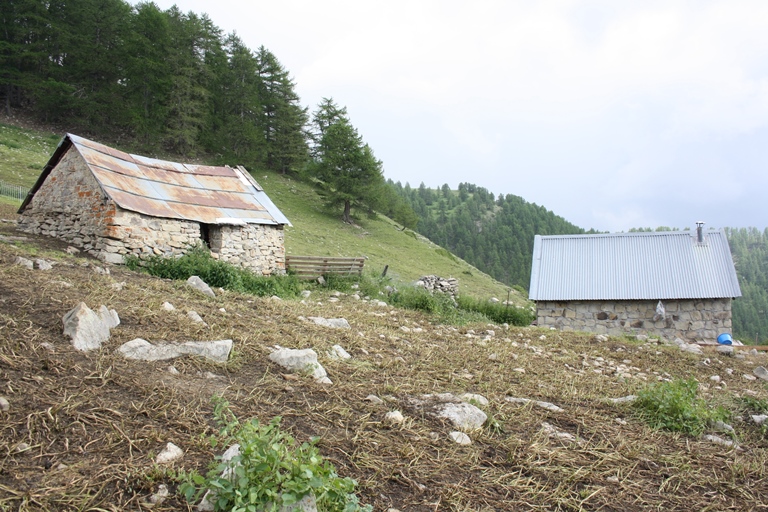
left=21, top=133, right=290, bottom=226
left=529, top=230, right=741, bottom=301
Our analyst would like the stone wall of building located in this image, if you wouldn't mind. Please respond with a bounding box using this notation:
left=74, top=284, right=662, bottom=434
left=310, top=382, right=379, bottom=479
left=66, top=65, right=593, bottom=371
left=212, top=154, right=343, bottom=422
left=210, top=224, right=285, bottom=275
left=19, top=147, right=286, bottom=274
left=536, top=298, right=733, bottom=343
left=18, top=148, right=117, bottom=257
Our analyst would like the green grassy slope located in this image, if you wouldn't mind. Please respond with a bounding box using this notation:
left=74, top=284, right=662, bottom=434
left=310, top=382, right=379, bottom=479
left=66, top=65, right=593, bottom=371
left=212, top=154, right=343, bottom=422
left=0, top=123, right=60, bottom=187
left=256, top=171, right=524, bottom=302
left=0, top=122, right=525, bottom=304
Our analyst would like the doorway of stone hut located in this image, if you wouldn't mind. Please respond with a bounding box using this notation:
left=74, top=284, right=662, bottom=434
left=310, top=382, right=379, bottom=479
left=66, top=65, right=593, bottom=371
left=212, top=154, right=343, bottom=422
left=199, top=224, right=222, bottom=254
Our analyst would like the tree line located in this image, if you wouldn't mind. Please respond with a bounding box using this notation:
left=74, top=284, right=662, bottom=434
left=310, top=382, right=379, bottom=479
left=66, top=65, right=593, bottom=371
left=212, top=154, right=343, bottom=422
left=1, top=0, right=408, bottom=224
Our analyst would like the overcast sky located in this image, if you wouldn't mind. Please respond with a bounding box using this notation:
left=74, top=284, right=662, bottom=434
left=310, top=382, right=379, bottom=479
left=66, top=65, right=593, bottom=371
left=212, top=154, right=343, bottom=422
left=137, top=0, right=768, bottom=232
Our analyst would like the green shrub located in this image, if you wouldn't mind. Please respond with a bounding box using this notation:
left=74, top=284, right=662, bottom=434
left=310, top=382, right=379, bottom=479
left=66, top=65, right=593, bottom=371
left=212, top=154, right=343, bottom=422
left=456, top=296, right=534, bottom=326
left=181, top=399, right=370, bottom=512
left=633, top=378, right=729, bottom=436
left=126, top=246, right=302, bottom=298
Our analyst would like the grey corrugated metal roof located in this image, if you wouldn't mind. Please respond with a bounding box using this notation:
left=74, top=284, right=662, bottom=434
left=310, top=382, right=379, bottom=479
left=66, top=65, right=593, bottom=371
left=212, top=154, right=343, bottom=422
left=529, top=231, right=741, bottom=301
left=20, top=134, right=291, bottom=227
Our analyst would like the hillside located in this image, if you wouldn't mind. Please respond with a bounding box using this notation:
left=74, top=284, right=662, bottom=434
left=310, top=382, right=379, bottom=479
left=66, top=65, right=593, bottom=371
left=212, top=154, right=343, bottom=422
left=0, top=120, right=522, bottom=306
left=2, top=205, right=768, bottom=510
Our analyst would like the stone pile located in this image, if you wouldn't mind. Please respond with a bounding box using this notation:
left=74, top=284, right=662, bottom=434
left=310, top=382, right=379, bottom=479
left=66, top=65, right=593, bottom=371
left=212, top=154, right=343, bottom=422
left=415, top=275, right=459, bottom=298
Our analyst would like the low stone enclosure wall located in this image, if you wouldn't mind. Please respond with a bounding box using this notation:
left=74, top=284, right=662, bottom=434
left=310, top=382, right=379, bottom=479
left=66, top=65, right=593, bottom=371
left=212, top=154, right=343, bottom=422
left=536, top=298, right=733, bottom=343
left=416, top=275, right=459, bottom=298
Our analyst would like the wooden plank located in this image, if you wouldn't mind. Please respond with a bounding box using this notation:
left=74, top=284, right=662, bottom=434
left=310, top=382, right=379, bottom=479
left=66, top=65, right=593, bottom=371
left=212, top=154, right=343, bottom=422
left=286, top=255, right=365, bottom=279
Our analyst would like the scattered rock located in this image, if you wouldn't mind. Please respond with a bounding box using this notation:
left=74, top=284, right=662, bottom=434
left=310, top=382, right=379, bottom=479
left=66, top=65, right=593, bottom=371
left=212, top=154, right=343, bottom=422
left=14, top=256, right=33, bottom=269
left=594, top=334, right=608, bottom=343
left=541, top=422, right=579, bottom=443
left=15, top=442, right=30, bottom=453
left=365, top=395, right=384, bottom=404
left=506, top=397, right=564, bottom=413
left=459, top=393, right=489, bottom=406
left=306, top=317, right=351, bottom=329
left=268, top=348, right=330, bottom=383
left=753, top=366, right=768, bottom=382
left=449, top=431, right=472, bottom=445
left=435, top=401, right=487, bottom=431
left=65, top=246, right=80, bottom=255
left=743, top=374, right=757, bottom=381
left=62, top=303, right=120, bottom=352
left=162, top=302, right=175, bottom=311
left=680, top=343, right=704, bottom=355
left=301, top=290, right=311, bottom=298
left=384, top=410, right=405, bottom=424
left=607, top=476, right=620, bottom=483
left=110, top=281, right=126, bottom=291
left=702, top=434, right=738, bottom=449
left=610, top=395, right=637, bottom=404
left=93, top=265, right=110, bottom=275
left=327, top=345, right=351, bottom=360
left=710, top=420, right=735, bottom=433
left=187, top=310, right=207, bottom=326
left=118, top=338, right=232, bottom=363
left=709, top=375, right=721, bottom=383
left=167, top=366, right=180, bottom=375
left=0, top=396, right=9, bottom=411
left=34, top=258, right=52, bottom=270
left=149, top=484, right=170, bottom=505
left=751, top=414, right=768, bottom=426
left=156, top=442, right=184, bottom=464
left=187, top=276, right=215, bottom=298
left=717, top=346, right=734, bottom=356
left=408, top=393, right=487, bottom=431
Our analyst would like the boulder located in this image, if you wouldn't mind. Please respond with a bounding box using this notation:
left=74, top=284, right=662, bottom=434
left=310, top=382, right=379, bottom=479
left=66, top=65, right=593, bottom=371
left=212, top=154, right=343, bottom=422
left=62, top=303, right=120, bottom=352
left=118, top=339, right=232, bottom=363
left=269, top=348, right=329, bottom=383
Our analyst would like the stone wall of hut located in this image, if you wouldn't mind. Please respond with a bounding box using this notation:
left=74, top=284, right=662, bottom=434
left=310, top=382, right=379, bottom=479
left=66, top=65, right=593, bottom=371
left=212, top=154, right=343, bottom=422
left=536, top=298, right=732, bottom=343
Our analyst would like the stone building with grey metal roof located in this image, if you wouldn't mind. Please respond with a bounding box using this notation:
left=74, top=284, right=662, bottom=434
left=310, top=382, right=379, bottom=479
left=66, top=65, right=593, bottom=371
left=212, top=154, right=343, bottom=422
left=18, top=134, right=290, bottom=275
left=529, top=225, right=741, bottom=342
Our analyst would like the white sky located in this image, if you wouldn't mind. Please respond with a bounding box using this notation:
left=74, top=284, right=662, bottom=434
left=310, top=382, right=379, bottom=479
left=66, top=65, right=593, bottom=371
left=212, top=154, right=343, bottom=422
left=137, top=0, right=768, bottom=232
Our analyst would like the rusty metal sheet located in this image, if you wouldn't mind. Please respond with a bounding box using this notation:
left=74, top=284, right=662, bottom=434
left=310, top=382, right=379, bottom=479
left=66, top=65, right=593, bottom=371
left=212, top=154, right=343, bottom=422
left=70, top=134, right=133, bottom=163
left=69, top=135, right=290, bottom=226
left=107, top=188, right=180, bottom=219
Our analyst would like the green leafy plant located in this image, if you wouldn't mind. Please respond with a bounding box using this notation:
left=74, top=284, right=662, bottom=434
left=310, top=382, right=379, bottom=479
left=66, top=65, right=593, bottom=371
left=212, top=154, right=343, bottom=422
left=456, top=296, right=534, bottom=326
left=181, top=398, right=370, bottom=512
left=632, top=378, right=729, bottom=436
left=126, top=246, right=303, bottom=298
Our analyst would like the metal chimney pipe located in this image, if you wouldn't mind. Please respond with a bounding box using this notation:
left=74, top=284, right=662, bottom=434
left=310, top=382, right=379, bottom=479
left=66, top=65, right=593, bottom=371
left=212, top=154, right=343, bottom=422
left=696, top=221, right=705, bottom=243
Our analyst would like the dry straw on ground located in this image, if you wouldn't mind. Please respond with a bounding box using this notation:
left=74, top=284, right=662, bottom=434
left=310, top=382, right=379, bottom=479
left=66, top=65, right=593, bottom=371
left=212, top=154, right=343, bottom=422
left=1, top=208, right=767, bottom=511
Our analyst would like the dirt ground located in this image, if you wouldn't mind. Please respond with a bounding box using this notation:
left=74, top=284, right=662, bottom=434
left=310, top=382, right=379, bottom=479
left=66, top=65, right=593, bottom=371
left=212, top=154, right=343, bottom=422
left=2, top=201, right=768, bottom=511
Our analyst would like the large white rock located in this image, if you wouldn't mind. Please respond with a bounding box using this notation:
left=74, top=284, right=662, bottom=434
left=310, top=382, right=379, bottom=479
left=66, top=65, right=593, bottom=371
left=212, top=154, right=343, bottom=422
left=118, top=338, right=232, bottom=363
left=307, top=317, right=350, bottom=329
left=269, top=348, right=328, bottom=382
left=62, top=302, right=120, bottom=352
left=435, top=402, right=487, bottom=431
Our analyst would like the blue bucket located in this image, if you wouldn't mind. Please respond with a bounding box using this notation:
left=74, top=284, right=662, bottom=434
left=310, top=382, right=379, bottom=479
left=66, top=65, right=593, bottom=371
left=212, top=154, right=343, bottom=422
left=717, top=333, right=733, bottom=345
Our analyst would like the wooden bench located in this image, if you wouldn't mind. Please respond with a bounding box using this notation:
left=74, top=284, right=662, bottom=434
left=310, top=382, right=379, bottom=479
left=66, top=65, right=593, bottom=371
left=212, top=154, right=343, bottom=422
left=286, top=255, right=365, bottom=279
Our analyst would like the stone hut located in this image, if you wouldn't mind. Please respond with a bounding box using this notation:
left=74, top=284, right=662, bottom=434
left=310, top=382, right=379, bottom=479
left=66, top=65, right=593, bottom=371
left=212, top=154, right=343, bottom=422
left=18, top=133, right=290, bottom=274
left=528, top=225, right=741, bottom=342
